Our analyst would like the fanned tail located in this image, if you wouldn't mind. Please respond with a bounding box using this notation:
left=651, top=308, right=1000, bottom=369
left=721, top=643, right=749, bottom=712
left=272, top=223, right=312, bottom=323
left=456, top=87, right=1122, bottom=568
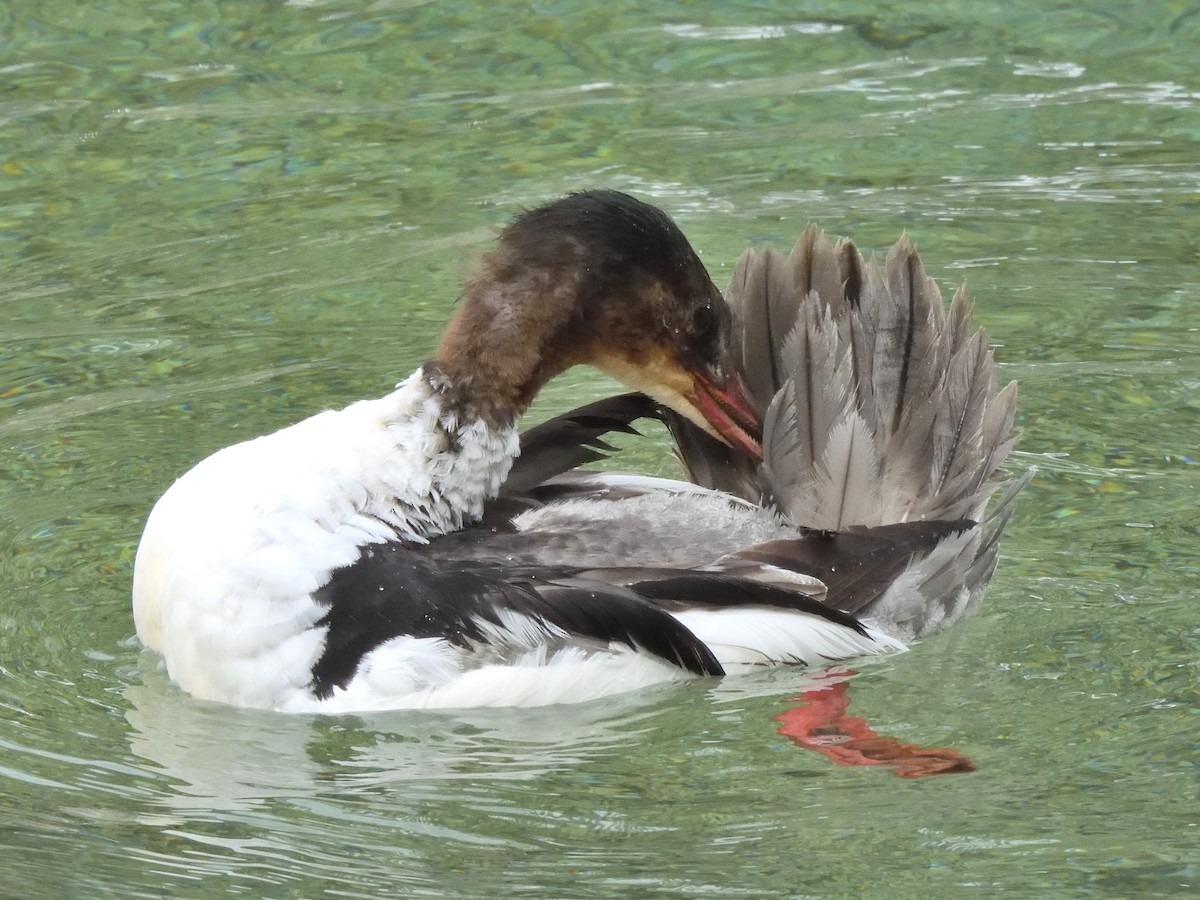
left=669, top=226, right=1029, bottom=635
left=716, top=226, right=1021, bottom=529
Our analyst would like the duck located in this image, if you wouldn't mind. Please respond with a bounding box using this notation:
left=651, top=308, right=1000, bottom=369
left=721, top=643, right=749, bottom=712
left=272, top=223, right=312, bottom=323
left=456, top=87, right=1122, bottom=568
left=132, top=190, right=1027, bottom=713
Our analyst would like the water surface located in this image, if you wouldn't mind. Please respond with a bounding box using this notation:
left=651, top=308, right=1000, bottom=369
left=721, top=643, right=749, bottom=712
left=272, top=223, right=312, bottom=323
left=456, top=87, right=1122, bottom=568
left=2, top=1, right=1198, bottom=896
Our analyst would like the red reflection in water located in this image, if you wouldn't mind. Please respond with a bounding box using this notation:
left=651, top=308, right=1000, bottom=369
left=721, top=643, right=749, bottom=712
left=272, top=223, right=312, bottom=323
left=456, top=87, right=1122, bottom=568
left=774, top=669, right=976, bottom=778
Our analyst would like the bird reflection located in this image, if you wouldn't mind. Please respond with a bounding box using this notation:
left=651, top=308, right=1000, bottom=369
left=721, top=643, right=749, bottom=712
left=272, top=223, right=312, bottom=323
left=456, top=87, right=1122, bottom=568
left=774, top=668, right=975, bottom=778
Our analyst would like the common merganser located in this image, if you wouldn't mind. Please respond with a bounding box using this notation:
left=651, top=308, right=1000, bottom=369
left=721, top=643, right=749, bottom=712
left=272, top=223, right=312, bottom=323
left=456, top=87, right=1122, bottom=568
left=132, top=190, right=1026, bottom=713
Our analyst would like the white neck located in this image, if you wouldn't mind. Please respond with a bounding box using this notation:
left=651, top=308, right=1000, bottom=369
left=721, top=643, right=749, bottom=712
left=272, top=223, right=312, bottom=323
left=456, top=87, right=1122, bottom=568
left=376, top=368, right=520, bottom=541
left=243, top=367, right=520, bottom=546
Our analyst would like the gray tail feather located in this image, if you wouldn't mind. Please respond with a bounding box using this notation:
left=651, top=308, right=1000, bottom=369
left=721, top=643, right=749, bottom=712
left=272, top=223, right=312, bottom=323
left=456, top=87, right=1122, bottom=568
left=865, top=466, right=1034, bottom=640
left=675, top=225, right=1023, bottom=530
left=666, top=226, right=1030, bottom=636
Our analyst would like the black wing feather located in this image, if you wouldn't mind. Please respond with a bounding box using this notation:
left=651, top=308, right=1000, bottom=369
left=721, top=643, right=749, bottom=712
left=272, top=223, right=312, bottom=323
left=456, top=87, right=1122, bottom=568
left=309, top=543, right=724, bottom=699
left=502, top=393, right=660, bottom=494
left=729, top=519, right=975, bottom=616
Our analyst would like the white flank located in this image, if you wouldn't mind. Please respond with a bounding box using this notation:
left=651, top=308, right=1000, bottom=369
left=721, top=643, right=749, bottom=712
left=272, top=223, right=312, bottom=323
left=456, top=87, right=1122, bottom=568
left=287, top=637, right=690, bottom=713
left=672, top=607, right=906, bottom=672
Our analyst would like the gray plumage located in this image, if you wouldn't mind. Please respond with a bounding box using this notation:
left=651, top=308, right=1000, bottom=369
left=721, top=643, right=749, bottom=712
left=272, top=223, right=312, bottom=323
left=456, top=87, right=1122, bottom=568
left=673, top=225, right=1020, bottom=530
left=665, top=225, right=1028, bottom=639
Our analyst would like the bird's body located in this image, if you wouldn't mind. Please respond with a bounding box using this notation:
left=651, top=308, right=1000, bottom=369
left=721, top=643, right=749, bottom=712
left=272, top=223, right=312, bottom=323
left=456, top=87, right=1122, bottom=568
left=132, top=191, right=1025, bottom=713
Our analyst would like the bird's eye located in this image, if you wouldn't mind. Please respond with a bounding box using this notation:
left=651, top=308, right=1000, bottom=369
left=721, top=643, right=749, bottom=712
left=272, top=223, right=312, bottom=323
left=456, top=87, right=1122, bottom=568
left=690, top=304, right=716, bottom=340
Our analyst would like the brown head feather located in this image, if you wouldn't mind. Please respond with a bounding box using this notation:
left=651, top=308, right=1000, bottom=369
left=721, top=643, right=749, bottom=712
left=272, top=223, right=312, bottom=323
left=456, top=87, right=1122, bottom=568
left=428, top=191, right=756, bottom=455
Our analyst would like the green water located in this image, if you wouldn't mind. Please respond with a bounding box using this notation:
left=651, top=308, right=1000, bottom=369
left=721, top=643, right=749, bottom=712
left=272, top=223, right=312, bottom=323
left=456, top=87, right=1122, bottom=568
left=2, top=1, right=1198, bottom=896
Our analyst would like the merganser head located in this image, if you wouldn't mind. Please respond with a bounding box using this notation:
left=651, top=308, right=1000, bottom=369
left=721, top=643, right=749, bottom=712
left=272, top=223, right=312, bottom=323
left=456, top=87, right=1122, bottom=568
left=430, top=190, right=762, bottom=461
